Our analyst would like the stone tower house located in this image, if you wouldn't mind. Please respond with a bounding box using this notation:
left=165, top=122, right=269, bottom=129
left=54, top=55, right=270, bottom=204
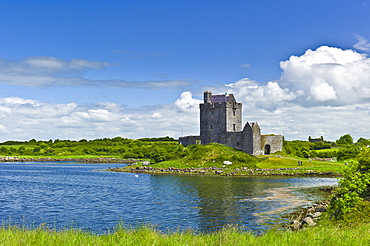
left=179, top=91, right=283, bottom=155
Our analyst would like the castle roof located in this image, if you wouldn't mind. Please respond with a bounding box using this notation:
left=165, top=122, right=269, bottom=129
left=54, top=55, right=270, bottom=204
left=247, top=121, right=259, bottom=128
left=210, top=94, right=229, bottom=103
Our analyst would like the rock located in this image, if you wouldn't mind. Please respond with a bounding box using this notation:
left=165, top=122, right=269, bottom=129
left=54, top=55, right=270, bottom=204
left=312, top=212, right=322, bottom=218
left=302, top=217, right=317, bottom=227
left=288, top=220, right=302, bottom=230
left=315, top=205, right=327, bottom=212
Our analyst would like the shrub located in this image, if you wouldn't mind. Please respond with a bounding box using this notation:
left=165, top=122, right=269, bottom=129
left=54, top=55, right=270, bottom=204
left=328, top=162, right=370, bottom=219
left=337, top=146, right=360, bottom=160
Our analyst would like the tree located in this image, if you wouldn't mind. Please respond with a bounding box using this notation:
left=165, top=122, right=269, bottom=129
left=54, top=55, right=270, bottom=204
left=337, top=145, right=360, bottom=160
left=33, top=147, right=41, bottom=153
left=358, top=149, right=370, bottom=171
left=356, top=137, right=370, bottom=147
left=336, top=134, right=354, bottom=145
left=18, top=146, right=26, bottom=155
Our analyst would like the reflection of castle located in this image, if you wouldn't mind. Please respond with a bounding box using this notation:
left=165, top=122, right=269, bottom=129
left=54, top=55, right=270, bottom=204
left=179, top=91, right=283, bottom=155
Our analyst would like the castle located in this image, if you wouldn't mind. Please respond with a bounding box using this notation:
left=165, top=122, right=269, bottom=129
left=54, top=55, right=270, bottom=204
left=179, top=91, right=283, bottom=155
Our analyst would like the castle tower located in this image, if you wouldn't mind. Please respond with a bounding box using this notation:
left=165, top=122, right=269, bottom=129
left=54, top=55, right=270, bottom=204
left=242, top=122, right=261, bottom=155
left=199, top=92, right=242, bottom=145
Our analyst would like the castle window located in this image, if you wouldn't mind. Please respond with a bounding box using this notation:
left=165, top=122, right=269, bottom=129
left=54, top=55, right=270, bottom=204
left=233, top=124, right=236, bottom=131
left=210, top=124, right=213, bottom=130
left=233, top=110, right=236, bottom=116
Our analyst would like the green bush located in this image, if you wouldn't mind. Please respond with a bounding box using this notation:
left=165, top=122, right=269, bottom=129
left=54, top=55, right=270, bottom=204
left=337, top=146, right=360, bottom=160
left=328, top=162, right=370, bottom=219
left=336, top=134, right=354, bottom=146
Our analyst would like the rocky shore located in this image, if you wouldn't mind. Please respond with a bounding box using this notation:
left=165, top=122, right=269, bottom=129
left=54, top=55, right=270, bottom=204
left=108, top=166, right=340, bottom=176
left=0, top=156, right=142, bottom=164
left=287, top=201, right=330, bottom=230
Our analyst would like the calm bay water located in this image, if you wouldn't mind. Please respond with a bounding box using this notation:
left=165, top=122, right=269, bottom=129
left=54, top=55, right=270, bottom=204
left=0, top=162, right=337, bottom=233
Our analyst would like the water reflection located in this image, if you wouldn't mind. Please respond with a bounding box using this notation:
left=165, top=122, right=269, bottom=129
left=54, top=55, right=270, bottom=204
left=147, top=175, right=336, bottom=232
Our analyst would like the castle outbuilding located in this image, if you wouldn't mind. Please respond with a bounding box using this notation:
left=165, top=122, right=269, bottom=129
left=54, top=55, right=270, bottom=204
left=179, top=91, right=283, bottom=155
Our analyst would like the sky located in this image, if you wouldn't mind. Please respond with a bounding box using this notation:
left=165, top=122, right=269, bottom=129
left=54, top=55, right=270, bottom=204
left=0, top=0, right=370, bottom=142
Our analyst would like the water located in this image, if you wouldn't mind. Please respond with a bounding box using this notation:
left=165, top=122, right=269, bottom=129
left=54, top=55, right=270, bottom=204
left=0, top=162, right=338, bottom=233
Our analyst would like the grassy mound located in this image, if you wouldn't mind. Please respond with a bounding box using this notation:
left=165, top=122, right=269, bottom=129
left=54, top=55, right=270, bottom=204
left=149, top=143, right=259, bottom=169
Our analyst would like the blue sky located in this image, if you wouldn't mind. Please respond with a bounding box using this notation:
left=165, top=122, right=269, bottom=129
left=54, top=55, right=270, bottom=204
left=0, top=0, right=370, bottom=142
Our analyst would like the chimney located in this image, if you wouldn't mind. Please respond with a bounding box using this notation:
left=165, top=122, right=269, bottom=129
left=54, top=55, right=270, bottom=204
left=204, top=91, right=212, bottom=103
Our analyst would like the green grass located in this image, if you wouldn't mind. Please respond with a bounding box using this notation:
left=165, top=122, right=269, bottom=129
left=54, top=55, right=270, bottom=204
left=1, top=223, right=370, bottom=246
left=0, top=144, right=37, bottom=149
left=149, top=143, right=260, bottom=169
left=257, top=155, right=345, bottom=173
left=314, top=148, right=341, bottom=153
left=123, top=153, right=345, bottom=176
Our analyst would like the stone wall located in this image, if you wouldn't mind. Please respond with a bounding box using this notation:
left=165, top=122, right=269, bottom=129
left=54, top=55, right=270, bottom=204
left=241, top=122, right=254, bottom=155
left=178, top=135, right=201, bottom=146
left=225, top=99, right=242, bottom=132
left=261, top=135, right=284, bottom=154
left=200, top=102, right=227, bottom=145
left=225, top=132, right=243, bottom=150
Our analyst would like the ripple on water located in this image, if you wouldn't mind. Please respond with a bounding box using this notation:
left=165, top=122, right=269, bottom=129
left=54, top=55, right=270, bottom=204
left=0, top=162, right=338, bottom=233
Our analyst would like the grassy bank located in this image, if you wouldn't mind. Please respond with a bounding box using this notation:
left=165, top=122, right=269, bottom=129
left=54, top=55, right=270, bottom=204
left=1, top=223, right=369, bottom=246
left=257, top=155, right=344, bottom=173
left=116, top=152, right=344, bottom=176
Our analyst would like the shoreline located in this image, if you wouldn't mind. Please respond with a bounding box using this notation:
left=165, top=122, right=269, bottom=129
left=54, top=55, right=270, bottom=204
left=0, top=156, right=343, bottom=177
left=0, top=156, right=142, bottom=164
left=108, top=166, right=342, bottom=177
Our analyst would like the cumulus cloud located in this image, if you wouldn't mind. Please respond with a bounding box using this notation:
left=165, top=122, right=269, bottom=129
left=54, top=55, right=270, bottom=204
left=2, top=46, right=370, bottom=142
left=279, top=46, right=370, bottom=106
left=202, top=45, right=370, bottom=140
left=174, top=91, right=202, bottom=111
left=0, top=94, right=200, bottom=141
left=223, top=46, right=370, bottom=111
left=0, top=89, right=368, bottom=142
left=225, top=79, right=297, bottom=111
left=0, top=56, right=193, bottom=89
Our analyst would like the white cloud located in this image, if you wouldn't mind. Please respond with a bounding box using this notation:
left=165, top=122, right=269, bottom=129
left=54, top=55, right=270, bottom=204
left=240, top=63, right=251, bottom=68
left=224, top=79, right=297, bottom=111
left=309, top=79, right=337, bottom=101
left=0, top=56, right=193, bottom=89
left=1, top=46, right=370, bottom=142
left=224, top=46, right=370, bottom=110
left=0, top=94, right=200, bottom=141
left=279, top=46, right=370, bottom=106
left=202, top=46, right=370, bottom=140
left=353, top=33, right=370, bottom=51
left=174, top=91, right=202, bottom=111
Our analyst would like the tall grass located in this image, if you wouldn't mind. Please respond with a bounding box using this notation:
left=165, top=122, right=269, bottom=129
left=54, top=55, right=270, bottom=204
left=1, top=223, right=370, bottom=246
